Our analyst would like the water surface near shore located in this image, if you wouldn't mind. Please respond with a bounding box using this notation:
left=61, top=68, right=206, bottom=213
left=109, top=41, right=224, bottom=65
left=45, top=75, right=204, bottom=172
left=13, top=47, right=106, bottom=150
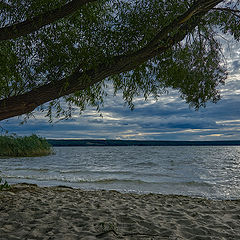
left=1, top=146, right=240, bottom=199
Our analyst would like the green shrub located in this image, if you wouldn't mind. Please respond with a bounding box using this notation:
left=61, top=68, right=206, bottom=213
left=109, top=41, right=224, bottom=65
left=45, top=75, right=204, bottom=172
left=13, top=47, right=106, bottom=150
left=0, top=134, right=53, bottom=157
left=0, top=177, right=11, bottom=191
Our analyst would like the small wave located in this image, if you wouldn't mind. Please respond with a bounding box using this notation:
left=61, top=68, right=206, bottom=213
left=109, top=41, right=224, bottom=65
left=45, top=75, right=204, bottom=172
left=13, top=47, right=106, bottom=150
left=133, top=172, right=172, bottom=178
left=129, top=162, right=158, bottom=167
left=59, top=169, right=133, bottom=175
left=88, top=178, right=145, bottom=184
left=3, top=175, right=150, bottom=185
left=11, top=168, right=49, bottom=172
left=168, top=181, right=212, bottom=187
left=3, top=174, right=213, bottom=187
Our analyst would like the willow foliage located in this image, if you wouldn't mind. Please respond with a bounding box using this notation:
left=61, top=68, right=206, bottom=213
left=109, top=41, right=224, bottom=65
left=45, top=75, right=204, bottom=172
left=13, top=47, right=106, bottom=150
left=0, top=0, right=239, bottom=120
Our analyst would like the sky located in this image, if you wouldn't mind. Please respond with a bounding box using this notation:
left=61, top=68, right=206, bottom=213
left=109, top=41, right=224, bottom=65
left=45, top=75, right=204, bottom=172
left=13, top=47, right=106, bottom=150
left=1, top=41, right=240, bottom=140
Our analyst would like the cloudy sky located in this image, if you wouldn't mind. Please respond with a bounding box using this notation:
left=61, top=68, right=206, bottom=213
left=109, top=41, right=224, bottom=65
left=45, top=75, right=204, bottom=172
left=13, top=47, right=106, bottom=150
left=1, top=40, right=240, bottom=140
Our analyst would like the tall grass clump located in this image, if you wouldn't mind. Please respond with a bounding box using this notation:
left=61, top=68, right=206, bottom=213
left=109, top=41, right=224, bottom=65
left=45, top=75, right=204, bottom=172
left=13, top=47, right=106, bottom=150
left=0, top=177, right=11, bottom=191
left=0, top=134, right=53, bottom=157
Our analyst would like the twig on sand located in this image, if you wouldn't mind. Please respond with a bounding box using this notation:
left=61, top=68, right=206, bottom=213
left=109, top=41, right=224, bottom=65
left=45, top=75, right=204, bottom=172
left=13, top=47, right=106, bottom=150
left=96, top=230, right=160, bottom=238
left=123, top=232, right=160, bottom=237
left=96, top=229, right=119, bottom=238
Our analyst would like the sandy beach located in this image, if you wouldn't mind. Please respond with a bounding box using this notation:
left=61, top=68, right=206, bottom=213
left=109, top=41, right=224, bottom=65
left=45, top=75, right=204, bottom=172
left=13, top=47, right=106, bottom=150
left=0, top=183, right=239, bottom=240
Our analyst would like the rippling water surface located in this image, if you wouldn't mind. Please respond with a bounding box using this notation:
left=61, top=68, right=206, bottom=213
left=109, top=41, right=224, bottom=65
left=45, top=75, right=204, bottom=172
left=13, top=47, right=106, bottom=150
left=1, top=146, right=240, bottom=199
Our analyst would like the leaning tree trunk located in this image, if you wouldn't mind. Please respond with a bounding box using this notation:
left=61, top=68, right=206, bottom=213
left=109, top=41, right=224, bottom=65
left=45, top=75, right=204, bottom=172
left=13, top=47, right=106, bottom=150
left=0, top=0, right=223, bottom=121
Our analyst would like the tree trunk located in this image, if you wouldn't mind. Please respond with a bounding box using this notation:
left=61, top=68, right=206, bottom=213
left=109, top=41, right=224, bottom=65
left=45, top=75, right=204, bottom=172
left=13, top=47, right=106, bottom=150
left=0, top=0, right=223, bottom=121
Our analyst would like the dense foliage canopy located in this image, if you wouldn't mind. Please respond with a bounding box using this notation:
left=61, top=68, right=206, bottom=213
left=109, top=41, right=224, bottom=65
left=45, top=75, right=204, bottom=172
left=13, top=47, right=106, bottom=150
left=0, top=0, right=239, bottom=121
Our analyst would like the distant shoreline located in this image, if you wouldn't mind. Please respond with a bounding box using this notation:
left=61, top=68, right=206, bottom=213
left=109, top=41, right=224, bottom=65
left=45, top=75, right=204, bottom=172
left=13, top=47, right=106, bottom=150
left=47, top=139, right=240, bottom=147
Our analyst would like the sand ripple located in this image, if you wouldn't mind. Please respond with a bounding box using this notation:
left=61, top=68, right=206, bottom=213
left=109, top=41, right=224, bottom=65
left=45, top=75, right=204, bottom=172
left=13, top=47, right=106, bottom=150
left=0, top=183, right=240, bottom=239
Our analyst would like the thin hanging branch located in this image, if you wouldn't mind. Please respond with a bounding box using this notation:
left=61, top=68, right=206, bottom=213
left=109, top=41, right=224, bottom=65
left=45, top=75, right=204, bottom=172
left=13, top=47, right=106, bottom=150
left=213, top=7, right=240, bottom=18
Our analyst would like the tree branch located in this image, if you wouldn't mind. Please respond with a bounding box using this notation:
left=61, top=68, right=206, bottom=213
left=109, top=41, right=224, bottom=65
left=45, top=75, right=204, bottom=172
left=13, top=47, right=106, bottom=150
left=0, top=0, right=224, bottom=121
left=0, top=0, right=97, bottom=41
left=213, top=7, right=240, bottom=18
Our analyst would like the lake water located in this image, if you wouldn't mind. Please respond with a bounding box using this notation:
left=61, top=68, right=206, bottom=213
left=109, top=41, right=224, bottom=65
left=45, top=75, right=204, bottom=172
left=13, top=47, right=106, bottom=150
left=1, top=146, right=240, bottom=199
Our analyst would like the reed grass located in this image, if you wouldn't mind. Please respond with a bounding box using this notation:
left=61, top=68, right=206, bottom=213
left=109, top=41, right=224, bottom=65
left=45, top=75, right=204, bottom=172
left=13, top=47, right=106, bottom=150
left=0, top=177, right=11, bottom=191
left=0, top=134, right=53, bottom=157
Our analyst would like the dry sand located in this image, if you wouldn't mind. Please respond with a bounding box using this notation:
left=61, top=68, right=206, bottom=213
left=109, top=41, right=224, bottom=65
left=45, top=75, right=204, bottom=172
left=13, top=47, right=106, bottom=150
left=0, top=183, right=240, bottom=240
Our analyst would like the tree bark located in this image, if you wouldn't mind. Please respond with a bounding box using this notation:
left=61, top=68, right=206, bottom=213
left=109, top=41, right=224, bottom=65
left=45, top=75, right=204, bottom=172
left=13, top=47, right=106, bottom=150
left=0, top=0, right=224, bottom=121
left=0, top=0, right=97, bottom=41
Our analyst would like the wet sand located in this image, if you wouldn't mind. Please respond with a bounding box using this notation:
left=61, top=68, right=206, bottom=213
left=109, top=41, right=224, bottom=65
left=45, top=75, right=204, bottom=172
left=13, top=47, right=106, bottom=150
left=0, top=183, right=240, bottom=239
